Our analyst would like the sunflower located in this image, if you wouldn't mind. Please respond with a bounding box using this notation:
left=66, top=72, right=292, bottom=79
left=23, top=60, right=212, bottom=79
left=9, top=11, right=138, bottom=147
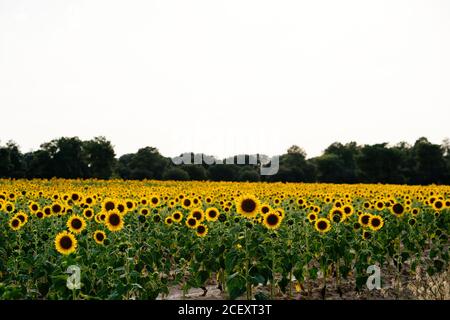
left=15, top=212, right=28, bottom=225
left=125, top=199, right=135, bottom=211
left=185, top=216, right=198, bottom=229
left=83, top=208, right=94, bottom=220
left=260, top=204, right=271, bottom=215
left=314, top=218, right=331, bottom=234
left=29, top=202, right=39, bottom=213
left=93, top=230, right=106, bottom=244
left=329, top=208, right=345, bottom=223
left=390, top=203, right=405, bottom=217
left=51, top=203, right=63, bottom=215
left=375, top=201, right=385, bottom=211
left=172, top=211, right=183, bottom=223
left=164, top=217, right=173, bottom=225
left=5, top=202, right=15, bottom=213
left=105, top=210, right=124, bottom=232
left=263, top=211, right=282, bottom=230
left=368, top=215, right=384, bottom=231
left=342, top=205, right=354, bottom=217
left=410, top=208, right=420, bottom=216
left=362, top=230, right=372, bottom=240
left=432, top=200, right=444, bottom=211
left=358, top=213, right=372, bottom=227
left=9, top=217, right=21, bottom=231
left=140, top=207, right=150, bottom=216
left=116, top=202, right=126, bottom=215
left=102, top=199, right=116, bottom=212
left=236, top=194, right=260, bottom=218
left=67, top=215, right=86, bottom=234
left=149, top=195, right=160, bottom=207
left=55, top=231, right=77, bottom=255
left=190, top=208, right=205, bottom=222
left=181, top=197, right=192, bottom=209
left=307, top=212, right=317, bottom=223
left=196, top=224, right=208, bottom=237
left=205, top=208, right=219, bottom=222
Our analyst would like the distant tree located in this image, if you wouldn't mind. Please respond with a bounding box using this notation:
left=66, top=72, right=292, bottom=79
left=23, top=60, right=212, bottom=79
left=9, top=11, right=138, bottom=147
left=117, top=147, right=169, bottom=180
left=269, top=146, right=316, bottom=182
left=409, top=137, right=447, bottom=185
left=40, top=137, right=88, bottom=179
left=24, top=149, right=53, bottom=178
left=162, top=167, right=190, bottom=181
left=238, top=167, right=261, bottom=182
left=357, top=143, right=405, bottom=184
left=181, top=164, right=207, bottom=181
left=208, top=164, right=240, bottom=181
left=0, top=141, right=25, bottom=178
left=83, top=137, right=116, bottom=179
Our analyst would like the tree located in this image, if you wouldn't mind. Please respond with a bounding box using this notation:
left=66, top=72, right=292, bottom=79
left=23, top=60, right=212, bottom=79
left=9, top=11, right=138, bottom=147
left=118, top=147, right=169, bottom=180
left=0, top=141, right=25, bottom=178
left=162, top=167, right=190, bottom=181
left=83, top=137, right=116, bottom=179
left=409, top=138, right=447, bottom=184
left=41, top=137, right=88, bottom=179
left=357, top=143, right=405, bottom=184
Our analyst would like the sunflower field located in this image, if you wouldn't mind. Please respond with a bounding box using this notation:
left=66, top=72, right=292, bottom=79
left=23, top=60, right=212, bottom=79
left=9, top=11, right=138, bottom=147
left=0, top=179, right=448, bottom=300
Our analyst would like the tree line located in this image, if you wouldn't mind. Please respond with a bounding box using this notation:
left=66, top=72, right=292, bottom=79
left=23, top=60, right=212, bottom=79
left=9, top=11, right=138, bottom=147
left=0, top=136, right=449, bottom=185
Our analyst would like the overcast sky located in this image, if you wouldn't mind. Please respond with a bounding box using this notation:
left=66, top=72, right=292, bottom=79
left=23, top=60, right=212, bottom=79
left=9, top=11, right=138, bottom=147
left=1, top=0, right=449, bottom=159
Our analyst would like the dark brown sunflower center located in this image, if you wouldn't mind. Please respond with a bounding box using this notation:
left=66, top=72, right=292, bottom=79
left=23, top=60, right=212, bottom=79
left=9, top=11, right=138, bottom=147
left=60, top=236, right=73, bottom=249
left=318, top=221, right=327, bottom=230
left=109, top=214, right=121, bottom=226
left=151, top=198, right=158, bottom=204
left=184, top=199, right=191, bottom=207
left=266, top=214, right=279, bottom=226
left=197, top=225, right=206, bottom=234
left=96, top=233, right=105, bottom=241
left=392, top=204, right=404, bottom=214
left=71, top=219, right=82, bottom=229
left=174, top=213, right=180, bottom=219
left=371, top=218, right=381, bottom=227
left=32, top=204, right=38, bottom=211
left=12, top=219, right=19, bottom=228
left=52, top=204, right=61, bottom=213
left=261, top=206, right=270, bottom=214
left=241, top=199, right=256, bottom=213
left=105, top=201, right=115, bottom=211
left=361, top=215, right=370, bottom=224
left=208, top=210, right=217, bottom=218
left=193, top=211, right=202, bottom=220
left=188, top=218, right=196, bottom=226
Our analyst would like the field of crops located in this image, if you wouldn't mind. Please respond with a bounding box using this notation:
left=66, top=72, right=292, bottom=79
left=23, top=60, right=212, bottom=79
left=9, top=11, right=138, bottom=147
left=0, top=179, right=449, bottom=300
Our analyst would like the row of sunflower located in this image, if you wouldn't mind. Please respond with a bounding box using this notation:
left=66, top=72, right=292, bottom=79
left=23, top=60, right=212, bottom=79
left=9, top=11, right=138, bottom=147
left=0, top=179, right=448, bottom=299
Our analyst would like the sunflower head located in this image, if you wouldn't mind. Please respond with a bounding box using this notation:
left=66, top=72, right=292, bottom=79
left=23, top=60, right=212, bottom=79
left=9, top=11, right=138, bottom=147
left=55, top=231, right=77, bottom=255
left=105, top=210, right=124, bottom=232
left=263, top=211, right=282, bottom=230
left=196, top=224, right=208, bottom=237
left=205, top=208, right=219, bottom=222
left=67, top=215, right=86, bottom=234
left=315, top=218, right=331, bottom=234
left=369, top=215, right=384, bottom=231
left=236, top=195, right=260, bottom=218
left=93, top=230, right=106, bottom=244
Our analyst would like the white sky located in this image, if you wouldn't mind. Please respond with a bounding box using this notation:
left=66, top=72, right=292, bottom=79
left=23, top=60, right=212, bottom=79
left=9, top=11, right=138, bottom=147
left=1, top=0, right=449, bottom=159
